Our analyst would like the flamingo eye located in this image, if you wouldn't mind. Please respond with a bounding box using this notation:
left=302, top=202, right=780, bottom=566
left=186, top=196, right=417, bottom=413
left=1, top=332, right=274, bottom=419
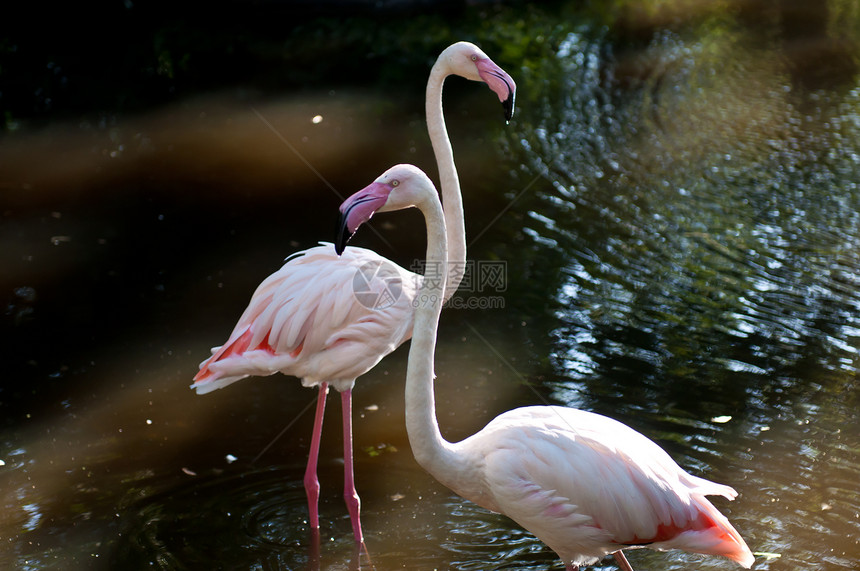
left=470, top=54, right=478, bottom=62
left=391, top=180, right=399, bottom=187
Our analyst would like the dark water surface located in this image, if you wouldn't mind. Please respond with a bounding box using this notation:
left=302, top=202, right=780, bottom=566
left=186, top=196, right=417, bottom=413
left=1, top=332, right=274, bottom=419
left=2, top=2, right=859, bottom=570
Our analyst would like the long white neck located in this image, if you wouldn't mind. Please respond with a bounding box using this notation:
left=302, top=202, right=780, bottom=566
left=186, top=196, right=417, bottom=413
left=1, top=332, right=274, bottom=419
left=426, top=60, right=466, bottom=302
left=405, top=191, right=461, bottom=477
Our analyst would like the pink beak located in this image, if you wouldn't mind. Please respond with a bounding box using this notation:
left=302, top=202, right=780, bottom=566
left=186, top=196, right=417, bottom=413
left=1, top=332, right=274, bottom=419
left=335, top=181, right=391, bottom=254
left=476, top=57, right=517, bottom=122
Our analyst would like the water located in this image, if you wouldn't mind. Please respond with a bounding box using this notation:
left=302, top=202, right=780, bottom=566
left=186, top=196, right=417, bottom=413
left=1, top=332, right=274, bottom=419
left=2, top=2, right=859, bottom=570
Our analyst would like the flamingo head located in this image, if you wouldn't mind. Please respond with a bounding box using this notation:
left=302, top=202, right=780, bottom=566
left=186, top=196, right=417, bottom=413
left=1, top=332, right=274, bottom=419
left=336, top=164, right=436, bottom=255
left=440, top=41, right=517, bottom=123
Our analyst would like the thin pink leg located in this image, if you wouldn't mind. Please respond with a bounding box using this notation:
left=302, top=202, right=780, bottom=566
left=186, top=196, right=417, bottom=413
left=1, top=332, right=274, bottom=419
left=303, top=383, right=328, bottom=530
left=613, top=550, right=634, bottom=571
left=341, top=389, right=364, bottom=543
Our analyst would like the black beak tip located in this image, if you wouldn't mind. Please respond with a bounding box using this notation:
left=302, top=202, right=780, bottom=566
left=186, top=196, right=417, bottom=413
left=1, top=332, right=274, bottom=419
left=335, top=212, right=350, bottom=256
left=503, top=92, right=515, bottom=124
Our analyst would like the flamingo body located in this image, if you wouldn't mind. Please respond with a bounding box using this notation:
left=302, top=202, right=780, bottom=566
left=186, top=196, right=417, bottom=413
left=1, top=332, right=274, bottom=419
left=336, top=164, right=754, bottom=569
left=193, top=243, right=417, bottom=394
left=451, top=405, right=753, bottom=568
left=192, top=242, right=419, bottom=543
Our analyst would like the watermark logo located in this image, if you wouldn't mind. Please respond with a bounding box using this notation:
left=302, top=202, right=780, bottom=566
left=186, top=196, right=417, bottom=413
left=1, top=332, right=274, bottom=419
left=410, top=260, right=507, bottom=309
left=352, top=260, right=507, bottom=310
left=409, top=260, right=508, bottom=293
left=352, top=260, right=403, bottom=310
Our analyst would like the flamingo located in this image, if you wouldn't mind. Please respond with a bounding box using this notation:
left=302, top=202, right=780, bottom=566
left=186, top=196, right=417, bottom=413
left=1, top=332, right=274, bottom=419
left=335, top=164, right=755, bottom=570
left=191, top=42, right=516, bottom=544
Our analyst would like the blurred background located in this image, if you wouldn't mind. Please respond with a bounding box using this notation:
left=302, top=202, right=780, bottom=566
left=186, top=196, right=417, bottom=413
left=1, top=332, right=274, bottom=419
left=1, top=1, right=859, bottom=569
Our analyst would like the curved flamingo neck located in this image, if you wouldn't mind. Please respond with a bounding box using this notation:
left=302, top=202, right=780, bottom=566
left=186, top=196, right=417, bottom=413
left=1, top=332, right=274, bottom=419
left=426, top=59, right=466, bottom=302
left=404, top=191, right=460, bottom=477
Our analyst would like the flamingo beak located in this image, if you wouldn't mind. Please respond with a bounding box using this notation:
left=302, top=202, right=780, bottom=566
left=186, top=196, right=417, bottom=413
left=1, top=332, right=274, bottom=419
left=335, top=182, right=391, bottom=255
left=476, top=58, right=516, bottom=123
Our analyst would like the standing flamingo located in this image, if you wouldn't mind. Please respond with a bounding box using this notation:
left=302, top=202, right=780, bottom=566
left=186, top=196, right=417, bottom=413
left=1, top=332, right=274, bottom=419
left=336, top=164, right=755, bottom=570
left=191, top=42, right=515, bottom=544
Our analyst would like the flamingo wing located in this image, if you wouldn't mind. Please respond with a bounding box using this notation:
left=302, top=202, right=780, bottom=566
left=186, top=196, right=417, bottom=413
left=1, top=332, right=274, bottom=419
left=192, top=243, right=419, bottom=394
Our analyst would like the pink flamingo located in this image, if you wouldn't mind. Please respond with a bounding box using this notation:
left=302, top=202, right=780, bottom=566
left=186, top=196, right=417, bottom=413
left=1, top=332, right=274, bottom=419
left=336, top=164, right=755, bottom=570
left=191, top=42, right=515, bottom=544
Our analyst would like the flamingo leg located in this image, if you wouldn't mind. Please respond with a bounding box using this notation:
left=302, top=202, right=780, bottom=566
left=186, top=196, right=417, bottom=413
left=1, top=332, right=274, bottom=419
left=307, top=527, right=321, bottom=571
left=613, top=550, right=634, bottom=571
left=304, top=383, right=329, bottom=530
left=341, top=389, right=364, bottom=543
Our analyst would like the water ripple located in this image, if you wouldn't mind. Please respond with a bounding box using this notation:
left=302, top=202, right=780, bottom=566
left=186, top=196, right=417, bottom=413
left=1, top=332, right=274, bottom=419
left=111, top=466, right=317, bottom=569
left=498, top=19, right=860, bottom=569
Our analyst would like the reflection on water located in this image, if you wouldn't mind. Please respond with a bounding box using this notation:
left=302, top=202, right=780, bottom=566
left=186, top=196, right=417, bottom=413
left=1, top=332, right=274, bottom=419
left=2, top=2, right=860, bottom=570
